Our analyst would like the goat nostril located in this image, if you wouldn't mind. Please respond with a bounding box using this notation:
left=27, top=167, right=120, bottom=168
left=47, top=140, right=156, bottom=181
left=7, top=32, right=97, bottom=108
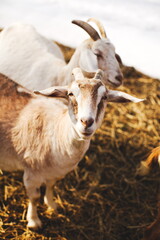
left=115, top=75, right=123, bottom=82
left=81, top=118, right=94, bottom=128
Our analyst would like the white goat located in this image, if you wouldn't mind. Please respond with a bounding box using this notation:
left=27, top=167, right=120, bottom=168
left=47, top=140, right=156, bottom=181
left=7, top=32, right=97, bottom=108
left=0, top=68, right=142, bottom=229
left=0, top=18, right=123, bottom=91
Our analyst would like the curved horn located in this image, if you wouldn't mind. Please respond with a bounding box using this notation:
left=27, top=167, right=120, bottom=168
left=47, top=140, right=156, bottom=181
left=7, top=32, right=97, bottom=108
left=88, top=18, right=107, bottom=38
left=72, top=20, right=101, bottom=41
left=94, top=69, right=104, bottom=80
left=72, top=67, right=84, bottom=80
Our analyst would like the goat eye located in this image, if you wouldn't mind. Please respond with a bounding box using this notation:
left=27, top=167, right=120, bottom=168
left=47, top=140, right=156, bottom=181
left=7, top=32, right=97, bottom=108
left=102, top=95, right=107, bottom=100
left=68, top=92, right=74, bottom=97
left=94, top=49, right=102, bottom=58
left=95, top=53, right=102, bottom=58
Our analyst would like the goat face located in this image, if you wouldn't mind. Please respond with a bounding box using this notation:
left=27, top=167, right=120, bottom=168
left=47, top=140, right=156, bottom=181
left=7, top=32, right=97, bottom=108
left=92, top=39, right=123, bottom=87
left=35, top=68, right=144, bottom=140
left=72, top=19, right=123, bottom=87
left=69, top=68, right=143, bottom=139
left=68, top=75, right=107, bottom=139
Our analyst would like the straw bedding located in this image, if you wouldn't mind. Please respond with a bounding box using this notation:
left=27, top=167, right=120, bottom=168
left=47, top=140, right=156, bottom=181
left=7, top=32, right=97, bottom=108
left=0, top=43, right=159, bottom=240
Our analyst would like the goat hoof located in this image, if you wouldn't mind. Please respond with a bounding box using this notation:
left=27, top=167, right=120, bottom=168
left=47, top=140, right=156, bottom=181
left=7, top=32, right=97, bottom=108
left=44, top=197, right=58, bottom=211
left=49, top=202, right=58, bottom=211
left=27, top=218, right=42, bottom=229
left=46, top=203, right=58, bottom=214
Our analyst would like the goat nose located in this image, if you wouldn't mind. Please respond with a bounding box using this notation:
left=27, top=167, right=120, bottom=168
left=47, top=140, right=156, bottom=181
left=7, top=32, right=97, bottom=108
left=81, top=118, right=94, bottom=128
left=115, top=74, right=123, bottom=83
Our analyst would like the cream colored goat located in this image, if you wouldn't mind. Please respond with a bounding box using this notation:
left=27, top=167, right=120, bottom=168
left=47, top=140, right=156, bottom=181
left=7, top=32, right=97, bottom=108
left=0, top=18, right=123, bottom=91
left=0, top=68, right=142, bottom=229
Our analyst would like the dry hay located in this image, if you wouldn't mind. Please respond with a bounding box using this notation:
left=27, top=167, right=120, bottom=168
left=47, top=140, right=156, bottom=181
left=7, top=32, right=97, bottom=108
left=0, top=43, right=160, bottom=240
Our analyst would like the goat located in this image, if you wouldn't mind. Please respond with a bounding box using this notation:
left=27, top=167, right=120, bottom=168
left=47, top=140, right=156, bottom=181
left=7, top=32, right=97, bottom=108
left=137, top=146, right=160, bottom=175
left=137, top=147, right=160, bottom=240
left=0, top=18, right=123, bottom=91
left=0, top=68, right=142, bottom=229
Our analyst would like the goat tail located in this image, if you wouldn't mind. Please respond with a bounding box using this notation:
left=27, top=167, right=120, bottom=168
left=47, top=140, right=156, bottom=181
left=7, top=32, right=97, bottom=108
left=137, top=146, right=160, bottom=176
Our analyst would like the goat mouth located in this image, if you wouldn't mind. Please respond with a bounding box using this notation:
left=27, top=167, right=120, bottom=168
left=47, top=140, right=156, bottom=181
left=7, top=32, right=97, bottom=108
left=107, top=79, right=121, bottom=87
left=83, top=132, right=92, bottom=136
left=81, top=131, right=93, bottom=137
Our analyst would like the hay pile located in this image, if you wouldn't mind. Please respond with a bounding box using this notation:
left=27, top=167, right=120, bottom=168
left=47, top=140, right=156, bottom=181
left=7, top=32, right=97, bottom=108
left=0, top=44, right=160, bottom=240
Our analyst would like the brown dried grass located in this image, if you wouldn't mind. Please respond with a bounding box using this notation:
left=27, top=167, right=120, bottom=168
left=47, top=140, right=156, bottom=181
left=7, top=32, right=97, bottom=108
left=0, top=43, right=160, bottom=240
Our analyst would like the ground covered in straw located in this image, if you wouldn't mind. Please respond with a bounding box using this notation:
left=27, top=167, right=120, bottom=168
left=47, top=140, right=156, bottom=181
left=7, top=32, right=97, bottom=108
left=0, top=44, right=160, bottom=240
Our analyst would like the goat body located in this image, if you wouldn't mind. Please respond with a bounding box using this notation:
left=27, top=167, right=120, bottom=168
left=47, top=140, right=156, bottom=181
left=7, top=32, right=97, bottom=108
left=0, top=23, right=65, bottom=90
left=0, top=72, right=92, bottom=228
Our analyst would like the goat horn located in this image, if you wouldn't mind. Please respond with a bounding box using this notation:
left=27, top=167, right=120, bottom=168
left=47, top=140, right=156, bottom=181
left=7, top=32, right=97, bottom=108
left=72, top=67, right=84, bottom=80
left=94, top=69, right=104, bottom=80
left=87, top=18, right=107, bottom=38
left=72, top=20, right=101, bottom=41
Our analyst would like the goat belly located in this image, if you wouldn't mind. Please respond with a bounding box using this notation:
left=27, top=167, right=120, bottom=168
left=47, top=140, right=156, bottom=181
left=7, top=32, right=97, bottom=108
left=0, top=154, right=23, bottom=171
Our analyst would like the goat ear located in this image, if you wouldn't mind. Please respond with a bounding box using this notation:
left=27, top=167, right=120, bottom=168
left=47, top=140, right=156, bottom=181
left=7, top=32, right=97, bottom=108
left=115, top=53, right=122, bottom=65
left=107, top=90, right=145, bottom=103
left=34, top=86, right=68, bottom=99
left=79, top=48, right=98, bottom=72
